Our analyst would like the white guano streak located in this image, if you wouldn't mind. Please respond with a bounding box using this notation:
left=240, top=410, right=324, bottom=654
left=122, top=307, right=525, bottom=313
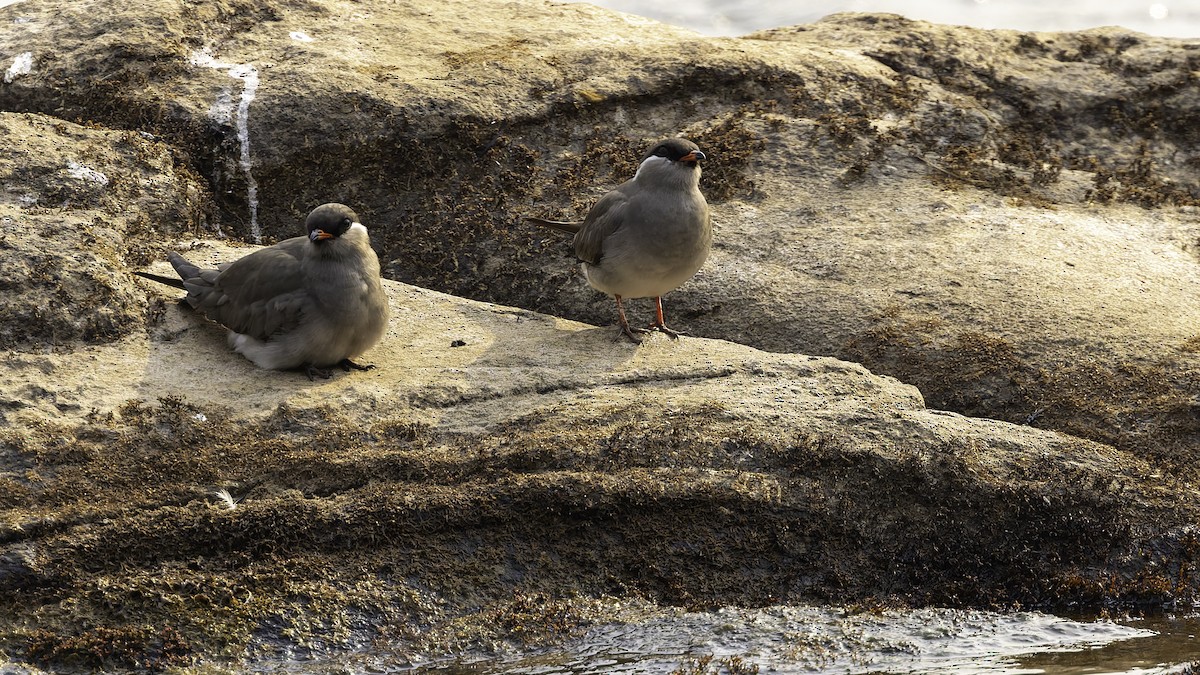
left=229, top=64, right=260, bottom=244
left=191, top=51, right=262, bottom=243
left=4, top=51, right=32, bottom=83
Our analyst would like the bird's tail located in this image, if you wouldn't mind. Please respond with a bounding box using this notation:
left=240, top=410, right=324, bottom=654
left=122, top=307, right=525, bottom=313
left=166, top=252, right=203, bottom=280
left=132, top=270, right=185, bottom=290
left=133, top=252, right=202, bottom=290
left=524, top=216, right=582, bottom=235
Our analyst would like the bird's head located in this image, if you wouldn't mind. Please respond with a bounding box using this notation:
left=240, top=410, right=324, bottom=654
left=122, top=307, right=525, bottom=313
left=634, top=138, right=705, bottom=186
left=306, top=203, right=361, bottom=243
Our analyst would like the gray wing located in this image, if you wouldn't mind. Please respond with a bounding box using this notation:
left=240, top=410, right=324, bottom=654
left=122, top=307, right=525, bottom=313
left=573, top=181, right=634, bottom=266
left=171, top=237, right=313, bottom=340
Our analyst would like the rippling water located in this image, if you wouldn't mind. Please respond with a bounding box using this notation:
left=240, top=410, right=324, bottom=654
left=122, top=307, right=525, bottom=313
left=246, top=607, right=1198, bottom=674
left=573, top=0, right=1199, bottom=37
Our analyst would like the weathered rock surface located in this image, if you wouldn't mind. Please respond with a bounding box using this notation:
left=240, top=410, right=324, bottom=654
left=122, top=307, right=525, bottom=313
left=2, top=0, right=1200, bottom=670
left=2, top=228, right=1195, bottom=669
left=4, top=0, right=1197, bottom=470
left=0, top=114, right=208, bottom=351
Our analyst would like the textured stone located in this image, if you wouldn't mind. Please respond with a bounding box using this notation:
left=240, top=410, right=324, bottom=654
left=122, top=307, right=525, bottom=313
left=2, top=1, right=1199, bottom=669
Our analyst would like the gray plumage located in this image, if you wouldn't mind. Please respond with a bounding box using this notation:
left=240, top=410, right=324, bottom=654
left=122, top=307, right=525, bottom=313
left=136, top=203, right=389, bottom=377
left=526, top=137, right=711, bottom=342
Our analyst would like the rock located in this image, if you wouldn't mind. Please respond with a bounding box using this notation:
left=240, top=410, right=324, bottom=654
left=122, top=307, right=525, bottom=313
left=3, top=2, right=1197, bottom=471
left=0, top=545, right=36, bottom=592
left=2, top=0, right=1200, bottom=669
left=0, top=113, right=210, bottom=350
left=2, top=231, right=1195, bottom=665
left=0, top=165, right=1196, bottom=669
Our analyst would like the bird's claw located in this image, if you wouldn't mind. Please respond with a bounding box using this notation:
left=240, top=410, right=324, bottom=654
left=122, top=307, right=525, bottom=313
left=338, top=358, right=376, bottom=372
left=303, top=359, right=375, bottom=380
left=647, top=323, right=683, bottom=339
left=304, top=364, right=333, bottom=381
left=618, top=324, right=685, bottom=343
left=619, top=325, right=649, bottom=344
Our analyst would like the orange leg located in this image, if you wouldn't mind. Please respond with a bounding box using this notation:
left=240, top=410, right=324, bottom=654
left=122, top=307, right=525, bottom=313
left=647, top=296, right=682, bottom=339
left=614, top=295, right=649, bottom=343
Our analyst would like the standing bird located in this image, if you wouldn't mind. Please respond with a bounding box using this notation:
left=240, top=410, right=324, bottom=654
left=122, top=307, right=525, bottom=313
left=526, top=138, right=711, bottom=343
left=135, top=203, right=389, bottom=379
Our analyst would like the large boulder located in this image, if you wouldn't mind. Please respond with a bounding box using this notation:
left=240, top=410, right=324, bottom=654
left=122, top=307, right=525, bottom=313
left=3, top=0, right=1200, bottom=669
left=3, top=0, right=1197, bottom=471
left=2, top=231, right=1196, bottom=668
left=0, top=112, right=1195, bottom=669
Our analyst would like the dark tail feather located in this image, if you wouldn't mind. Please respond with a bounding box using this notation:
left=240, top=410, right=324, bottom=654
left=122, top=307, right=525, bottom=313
left=166, top=252, right=202, bottom=280
left=524, top=216, right=582, bottom=235
left=133, top=271, right=185, bottom=290
left=134, top=252, right=204, bottom=290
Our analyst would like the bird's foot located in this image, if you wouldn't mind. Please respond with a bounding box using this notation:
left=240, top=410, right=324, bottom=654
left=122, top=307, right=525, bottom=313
left=647, top=323, right=683, bottom=340
left=338, top=358, right=376, bottom=372
left=619, top=324, right=650, bottom=344
left=304, top=364, right=334, bottom=381
left=645, top=297, right=683, bottom=340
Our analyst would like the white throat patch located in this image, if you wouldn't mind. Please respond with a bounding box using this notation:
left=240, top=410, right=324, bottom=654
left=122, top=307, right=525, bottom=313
left=633, top=155, right=670, bottom=181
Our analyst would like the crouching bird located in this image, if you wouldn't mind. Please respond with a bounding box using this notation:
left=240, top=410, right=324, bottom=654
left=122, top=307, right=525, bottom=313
left=526, top=137, right=711, bottom=343
left=136, top=203, right=389, bottom=379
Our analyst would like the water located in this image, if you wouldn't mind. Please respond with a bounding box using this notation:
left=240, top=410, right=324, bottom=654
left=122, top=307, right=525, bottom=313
left=573, top=0, right=1200, bottom=37
left=1019, top=614, right=1200, bottom=674
left=248, top=607, right=1198, bottom=674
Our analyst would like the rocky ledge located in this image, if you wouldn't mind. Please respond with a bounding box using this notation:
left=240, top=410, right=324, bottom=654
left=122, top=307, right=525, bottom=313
left=1, top=0, right=1199, bottom=671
